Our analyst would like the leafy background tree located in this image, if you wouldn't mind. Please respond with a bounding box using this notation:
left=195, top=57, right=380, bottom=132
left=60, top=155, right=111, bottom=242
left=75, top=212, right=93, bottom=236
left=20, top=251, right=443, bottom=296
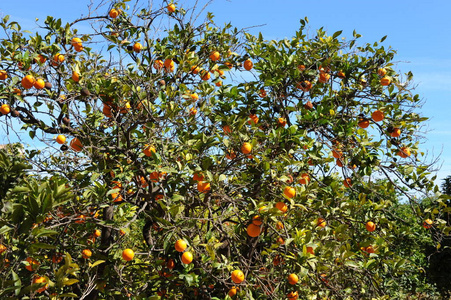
left=0, top=1, right=449, bottom=299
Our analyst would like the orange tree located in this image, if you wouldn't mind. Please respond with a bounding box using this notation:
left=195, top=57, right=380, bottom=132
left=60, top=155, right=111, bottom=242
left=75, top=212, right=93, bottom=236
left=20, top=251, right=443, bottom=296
left=0, top=1, right=449, bottom=299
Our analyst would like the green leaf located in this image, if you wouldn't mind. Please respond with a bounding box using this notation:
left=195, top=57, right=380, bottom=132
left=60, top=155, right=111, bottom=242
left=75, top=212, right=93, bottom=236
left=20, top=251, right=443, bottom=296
left=30, top=242, right=57, bottom=250
left=332, top=30, right=343, bottom=39
left=34, top=228, right=59, bottom=238
left=11, top=270, right=21, bottom=297
left=59, top=293, right=79, bottom=297
left=63, top=279, right=79, bottom=286
left=89, top=260, right=105, bottom=268
left=0, top=225, right=13, bottom=235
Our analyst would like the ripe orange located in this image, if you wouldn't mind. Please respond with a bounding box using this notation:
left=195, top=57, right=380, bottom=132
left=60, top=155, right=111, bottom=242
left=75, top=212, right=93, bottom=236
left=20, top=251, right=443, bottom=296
left=190, top=93, right=199, bottom=101
left=380, top=76, right=391, bottom=86
left=32, top=276, right=48, bottom=293
left=122, top=249, right=134, bottom=261
left=358, top=118, right=370, bottom=128
left=390, top=127, right=401, bottom=138
left=297, top=64, right=306, bottom=71
left=34, top=78, right=45, bottom=89
left=298, top=173, right=310, bottom=185
left=21, top=75, right=36, bottom=89
left=317, top=218, right=326, bottom=228
left=153, top=59, right=164, bottom=70
left=423, top=219, right=433, bottom=229
left=397, top=146, right=411, bottom=158
left=70, top=138, right=83, bottom=152
left=297, top=80, right=312, bottom=92
left=252, top=215, right=263, bottom=226
left=243, top=59, right=253, bottom=71
left=371, top=110, right=384, bottom=122
left=201, top=70, right=211, bottom=81
left=71, top=37, right=82, bottom=48
left=25, top=257, right=40, bottom=271
left=175, top=239, right=187, bottom=252
left=259, top=88, right=267, bottom=98
left=364, top=245, right=375, bottom=254
left=52, top=53, right=65, bottom=66
left=209, top=51, right=220, bottom=61
left=378, top=68, right=387, bottom=77
left=94, top=229, right=101, bottom=237
left=82, top=249, right=92, bottom=259
left=283, top=186, right=296, bottom=198
left=248, top=114, right=259, bottom=125
left=167, top=4, right=176, bottom=13
left=74, top=44, right=84, bottom=52
left=36, top=54, right=46, bottom=64
left=133, top=42, right=142, bottom=53
left=319, top=72, right=330, bottom=83
left=197, top=181, right=211, bottom=193
left=287, top=291, right=299, bottom=300
left=343, top=178, right=352, bottom=188
left=181, top=251, right=193, bottom=264
left=276, top=237, right=285, bottom=244
left=287, top=273, right=299, bottom=285
left=0, top=104, right=11, bottom=115
left=366, top=221, right=376, bottom=232
left=306, top=246, right=315, bottom=255
left=241, top=142, right=252, bottom=154
left=247, top=223, right=262, bottom=237
left=0, top=70, right=7, bottom=80
left=109, top=8, right=120, bottom=18
left=276, top=221, right=284, bottom=230
left=72, top=71, right=80, bottom=82
left=337, top=70, right=346, bottom=79
left=277, top=117, right=287, bottom=127
left=143, top=145, right=156, bottom=157
left=228, top=286, right=238, bottom=297
left=0, top=244, right=6, bottom=254
left=193, top=173, right=204, bottom=181
left=211, top=68, right=224, bottom=76
left=231, top=270, right=244, bottom=284
left=275, top=202, right=288, bottom=213
left=191, top=65, right=200, bottom=74
left=56, top=134, right=66, bottom=144
left=164, top=59, right=175, bottom=72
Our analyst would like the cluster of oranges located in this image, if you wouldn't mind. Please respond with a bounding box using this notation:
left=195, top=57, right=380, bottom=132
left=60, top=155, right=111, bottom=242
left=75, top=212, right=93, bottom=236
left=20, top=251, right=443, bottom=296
left=175, top=239, right=193, bottom=264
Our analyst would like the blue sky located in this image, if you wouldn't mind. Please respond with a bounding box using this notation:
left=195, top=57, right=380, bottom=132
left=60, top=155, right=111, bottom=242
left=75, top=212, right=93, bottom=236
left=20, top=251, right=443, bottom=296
left=1, top=0, right=450, bottom=186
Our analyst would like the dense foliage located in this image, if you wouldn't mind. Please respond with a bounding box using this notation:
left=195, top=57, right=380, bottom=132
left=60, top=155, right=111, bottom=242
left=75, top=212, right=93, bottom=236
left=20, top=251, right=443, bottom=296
left=0, top=1, right=450, bottom=299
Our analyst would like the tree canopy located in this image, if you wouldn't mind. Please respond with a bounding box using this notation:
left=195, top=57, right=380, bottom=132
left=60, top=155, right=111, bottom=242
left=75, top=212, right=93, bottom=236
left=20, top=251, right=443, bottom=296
left=0, top=1, right=449, bottom=299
